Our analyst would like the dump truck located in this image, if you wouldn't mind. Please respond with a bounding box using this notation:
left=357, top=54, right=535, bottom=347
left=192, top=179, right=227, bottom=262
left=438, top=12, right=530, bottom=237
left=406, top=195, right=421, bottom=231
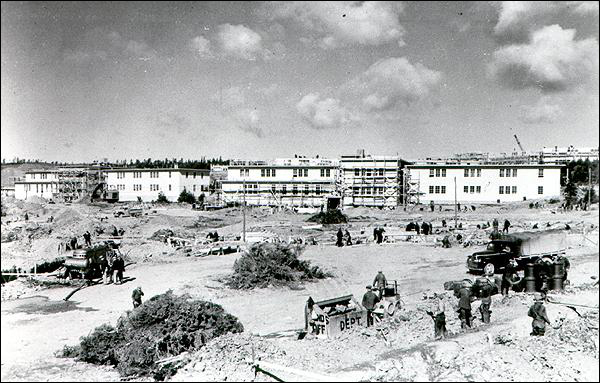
left=467, top=229, right=567, bottom=274
left=61, top=241, right=121, bottom=280
left=305, top=295, right=367, bottom=338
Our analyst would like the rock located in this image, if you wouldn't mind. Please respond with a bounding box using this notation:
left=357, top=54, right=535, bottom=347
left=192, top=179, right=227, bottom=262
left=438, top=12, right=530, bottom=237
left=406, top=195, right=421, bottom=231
left=431, top=341, right=460, bottom=368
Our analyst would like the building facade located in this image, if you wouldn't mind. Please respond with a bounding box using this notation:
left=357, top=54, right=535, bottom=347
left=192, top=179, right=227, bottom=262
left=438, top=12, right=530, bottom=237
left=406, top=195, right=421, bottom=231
left=14, top=171, right=60, bottom=200
left=541, top=146, right=599, bottom=164
left=406, top=163, right=562, bottom=204
left=221, top=158, right=338, bottom=208
left=105, top=168, right=210, bottom=202
left=339, top=151, right=405, bottom=208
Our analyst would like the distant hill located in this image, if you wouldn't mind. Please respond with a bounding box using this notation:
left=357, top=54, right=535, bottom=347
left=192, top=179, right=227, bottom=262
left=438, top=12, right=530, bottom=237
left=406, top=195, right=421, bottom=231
left=1, top=163, right=58, bottom=187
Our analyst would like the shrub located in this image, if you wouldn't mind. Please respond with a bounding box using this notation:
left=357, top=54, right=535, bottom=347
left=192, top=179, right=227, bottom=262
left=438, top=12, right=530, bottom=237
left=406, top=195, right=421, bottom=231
left=225, top=243, right=332, bottom=289
left=177, top=189, right=196, bottom=204
left=307, top=209, right=347, bottom=224
left=60, top=291, right=243, bottom=380
left=156, top=192, right=169, bottom=204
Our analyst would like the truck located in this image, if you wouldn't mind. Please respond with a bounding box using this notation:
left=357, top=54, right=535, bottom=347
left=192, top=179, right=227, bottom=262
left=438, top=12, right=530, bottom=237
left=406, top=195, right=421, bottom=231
left=113, top=206, right=143, bottom=218
left=61, top=241, right=121, bottom=280
left=467, top=229, right=567, bottom=275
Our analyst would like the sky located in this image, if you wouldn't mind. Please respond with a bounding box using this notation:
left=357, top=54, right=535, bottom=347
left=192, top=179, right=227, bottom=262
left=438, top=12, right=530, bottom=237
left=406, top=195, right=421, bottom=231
left=1, top=1, right=598, bottom=163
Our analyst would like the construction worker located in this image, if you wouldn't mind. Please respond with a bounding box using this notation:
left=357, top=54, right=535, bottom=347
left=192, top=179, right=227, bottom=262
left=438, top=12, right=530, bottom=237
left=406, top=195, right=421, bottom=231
left=113, top=254, right=125, bottom=284
left=478, top=282, right=493, bottom=324
left=100, top=255, right=109, bottom=285
left=492, top=218, right=499, bottom=230
left=336, top=228, right=344, bottom=247
left=503, top=219, right=511, bottom=233
left=528, top=292, right=551, bottom=336
left=344, top=229, right=352, bottom=246
left=457, top=281, right=473, bottom=329
left=132, top=286, right=144, bottom=308
left=426, top=292, right=447, bottom=340
left=442, top=235, right=451, bottom=248
left=430, top=200, right=435, bottom=212
left=362, top=285, right=379, bottom=327
left=373, top=271, right=387, bottom=299
left=83, top=231, right=92, bottom=247
left=490, top=228, right=502, bottom=240
left=501, top=259, right=518, bottom=296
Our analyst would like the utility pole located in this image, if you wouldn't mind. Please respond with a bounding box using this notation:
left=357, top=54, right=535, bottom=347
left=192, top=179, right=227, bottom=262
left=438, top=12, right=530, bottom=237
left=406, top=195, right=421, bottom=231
left=454, top=177, right=458, bottom=229
left=242, top=176, right=246, bottom=242
left=589, top=167, right=592, bottom=209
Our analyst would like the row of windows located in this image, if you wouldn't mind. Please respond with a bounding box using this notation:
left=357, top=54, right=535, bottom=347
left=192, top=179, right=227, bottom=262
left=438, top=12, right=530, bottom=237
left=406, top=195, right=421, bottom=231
left=261, top=168, right=277, bottom=177
left=428, top=185, right=447, bottom=194
left=115, top=171, right=204, bottom=179
left=429, top=169, right=448, bottom=177
left=30, top=173, right=50, bottom=180
left=499, top=169, right=517, bottom=177
left=464, top=169, right=482, bottom=178
left=463, top=185, right=482, bottom=194
left=499, top=186, right=518, bottom=194
left=241, top=184, right=328, bottom=195
left=25, top=184, right=54, bottom=192
left=352, top=186, right=388, bottom=195
left=354, top=168, right=386, bottom=177
left=192, top=185, right=209, bottom=192
left=425, top=168, right=545, bottom=178
left=293, top=168, right=309, bottom=177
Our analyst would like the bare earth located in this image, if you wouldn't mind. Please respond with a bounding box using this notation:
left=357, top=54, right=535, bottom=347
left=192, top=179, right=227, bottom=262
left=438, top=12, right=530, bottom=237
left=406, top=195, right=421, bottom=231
left=1, top=199, right=598, bottom=381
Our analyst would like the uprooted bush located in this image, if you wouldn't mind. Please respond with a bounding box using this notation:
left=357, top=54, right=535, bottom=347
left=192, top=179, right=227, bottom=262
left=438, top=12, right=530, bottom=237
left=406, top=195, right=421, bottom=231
left=225, top=243, right=332, bottom=289
left=61, top=291, right=244, bottom=380
left=307, top=209, right=347, bottom=224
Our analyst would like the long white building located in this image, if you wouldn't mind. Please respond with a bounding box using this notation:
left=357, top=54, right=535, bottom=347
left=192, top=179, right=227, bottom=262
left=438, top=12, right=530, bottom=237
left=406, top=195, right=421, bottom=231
left=105, top=167, right=210, bottom=202
left=541, top=146, right=599, bottom=164
left=406, top=163, right=562, bottom=204
left=14, top=171, right=59, bottom=200
left=221, top=158, right=338, bottom=208
left=339, top=150, right=404, bottom=208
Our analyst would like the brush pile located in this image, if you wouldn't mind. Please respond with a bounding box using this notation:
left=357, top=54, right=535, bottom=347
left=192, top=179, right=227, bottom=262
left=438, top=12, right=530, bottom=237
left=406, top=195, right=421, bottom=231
left=307, top=209, right=348, bottom=224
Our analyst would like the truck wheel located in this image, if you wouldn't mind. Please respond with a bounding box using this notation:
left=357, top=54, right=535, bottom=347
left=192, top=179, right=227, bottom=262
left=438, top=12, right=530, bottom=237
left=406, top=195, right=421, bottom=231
left=484, top=263, right=495, bottom=275
left=395, top=300, right=403, bottom=312
left=386, top=302, right=396, bottom=316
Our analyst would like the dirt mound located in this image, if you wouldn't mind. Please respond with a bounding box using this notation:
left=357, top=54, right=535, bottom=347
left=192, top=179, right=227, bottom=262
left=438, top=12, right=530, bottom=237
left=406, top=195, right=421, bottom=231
left=307, top=210, right=347, bottom=225
left=224, top=243, right=332, bottom=289
left=61, top=291, right=244, bottom=380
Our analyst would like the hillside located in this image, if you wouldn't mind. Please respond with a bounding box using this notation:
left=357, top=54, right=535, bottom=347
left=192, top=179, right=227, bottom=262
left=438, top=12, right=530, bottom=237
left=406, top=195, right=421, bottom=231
left=1, top=163, right=58, bottom=187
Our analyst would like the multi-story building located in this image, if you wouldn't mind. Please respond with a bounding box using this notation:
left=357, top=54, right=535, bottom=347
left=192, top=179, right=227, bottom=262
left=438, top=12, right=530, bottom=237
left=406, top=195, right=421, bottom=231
left=339, top=150, right=407, bottom=208
left=14, top=171, right=60, bottom=200
left=105, top=167, right=210, bottom=202
left=540, top=146, right=599, bottom=164
left=406, top=163, right=562, bottom=204
left=220, top=158, right=338, bottom=208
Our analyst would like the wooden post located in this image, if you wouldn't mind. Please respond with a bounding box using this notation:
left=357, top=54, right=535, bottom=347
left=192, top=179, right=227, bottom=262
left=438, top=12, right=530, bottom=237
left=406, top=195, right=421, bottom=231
left=454, top=177, right=458, bottom=229
left=242, top=176, right=246, bottom=242
left=589, top=167, right=592, bottom=209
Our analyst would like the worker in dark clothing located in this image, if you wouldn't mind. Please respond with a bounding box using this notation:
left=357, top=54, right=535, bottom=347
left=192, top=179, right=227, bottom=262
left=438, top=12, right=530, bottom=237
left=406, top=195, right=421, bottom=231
left=378, top=227, right=385, bottom=243
left=421, top=222, right=429, bottom=236
left=426, top=293, right=447, bottom=340
left=503, top=219, right=511, bottom=233
left=373, top=228, right=378, bottom=241
left=458, top=282, right=473, bottom=329
left=528, top=293, right=551, bottom=336
left=478, top=283, right=493, bottom=324
left=24, top=212, right=29, bottom=221
left=362, top=285, right=380, bottom=327
left=100, top=255, right=110, bottom=285
left=493, top=218, right=499, bottom=230
left=113, top=255, right=125, bottom=284
left=430, top=200, right=435, bottom=212
left=442, top=219, right=447, bottom=228
left=373, top=271, right=387, bottom=300
left=70, top=237, right=78, bottom=250
left=490, top=229, right=502, bottom=240
left=132, top=286, right=144, bottom=308
left=336, top=228, right=344, bottom=247
left=344, top=229, right=352, bottom=246
left=501, top=260, right=517, bottom=296
left=415, top=223, right=420, bottom=235
left=83, top=231, right=92, bottom=247
left=304, top=297, right=315, bottom=331
left=442, top=235, right=451, bottom=248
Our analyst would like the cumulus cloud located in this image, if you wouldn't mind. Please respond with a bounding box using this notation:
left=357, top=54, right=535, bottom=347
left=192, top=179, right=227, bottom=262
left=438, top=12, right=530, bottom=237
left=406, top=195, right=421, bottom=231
left=189, top=36, right=213, bottom=58
left=296, top=93, right=348, bottom=129
left=520, top=96, right=564, bottom=124
left=216, top=24, right=265, bottom=60
left=266, top=1, right=405, bottom=48
left=489, top=24, right=599, bottom=92
left=347, top=57, right=442, bottom=111
left=494, top=1, right=599, bottom=42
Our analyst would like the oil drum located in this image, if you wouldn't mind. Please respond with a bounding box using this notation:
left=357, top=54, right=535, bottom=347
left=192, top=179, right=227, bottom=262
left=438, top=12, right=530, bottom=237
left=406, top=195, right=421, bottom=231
left=524, top=263, right=536, bottom=292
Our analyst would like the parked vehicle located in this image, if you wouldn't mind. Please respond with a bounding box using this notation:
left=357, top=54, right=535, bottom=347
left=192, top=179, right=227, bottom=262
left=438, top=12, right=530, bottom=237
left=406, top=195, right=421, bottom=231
left=113, top=206, right=143, bottom=218
left=61, top=241, right=120, bottom=280
left=467, top=230, right=567, bottom=274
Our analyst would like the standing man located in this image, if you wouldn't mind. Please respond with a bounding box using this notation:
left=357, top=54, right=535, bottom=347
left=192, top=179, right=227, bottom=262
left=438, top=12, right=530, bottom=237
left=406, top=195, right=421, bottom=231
left=492, top=218, right=499, bottom=231
left=528, top=293, right=551, bottom=336
left=501, top=259, right=517, bottom=296
left=24, top=212, right=29, bottom=221
left=336, top=228, right=344, bottom=247
left=114, top=254, right=125, bottom=284
left=478, top=282, right=493, bottom=324
left=83, top=231, right=92, bottom=247
left=457, top=282, right=473, bottom=329
left=362, top=285, right=380, bottom=327
left=373, top=271, right=387, bottom=299
left=132, top=286, right=144, bottom=308
left=344, top=229, right=352, bottom=246
left=430, top=200, right=435, bottom=212
left=426, top=293, right=447, bottom=340
left=503, top=219, right=511, bottom=233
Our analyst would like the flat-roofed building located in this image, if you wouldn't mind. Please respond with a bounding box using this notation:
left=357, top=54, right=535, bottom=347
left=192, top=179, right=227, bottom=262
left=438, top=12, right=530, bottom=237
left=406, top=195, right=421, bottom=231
left=105, top=167, right=210, bottom=202
left=541, top=146, right=599, bottom=164
left=221, top=158, right=338, bottom=208
left=406, top=163, right=562, bottom=204
left=339, top=150, right=407, bottom=208
left=14, top=171, right=60, bottom=200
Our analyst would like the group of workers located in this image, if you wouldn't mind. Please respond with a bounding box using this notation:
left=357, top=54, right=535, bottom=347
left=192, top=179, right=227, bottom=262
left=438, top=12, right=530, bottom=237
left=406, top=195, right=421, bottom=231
left=336, top=228, right=353, bottom=247
left=100, top=251, right=126, bottom=285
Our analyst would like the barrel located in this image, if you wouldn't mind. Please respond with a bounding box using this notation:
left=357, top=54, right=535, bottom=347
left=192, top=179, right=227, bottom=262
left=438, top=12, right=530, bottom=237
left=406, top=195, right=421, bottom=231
left=549, top=259, right=565, bottom=291
left=524, top=263, right=537, bottom=292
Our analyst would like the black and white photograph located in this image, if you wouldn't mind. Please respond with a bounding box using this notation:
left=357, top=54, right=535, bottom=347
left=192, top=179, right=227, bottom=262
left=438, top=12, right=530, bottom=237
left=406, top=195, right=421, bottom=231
left=1, top=1, right=599, bottom=381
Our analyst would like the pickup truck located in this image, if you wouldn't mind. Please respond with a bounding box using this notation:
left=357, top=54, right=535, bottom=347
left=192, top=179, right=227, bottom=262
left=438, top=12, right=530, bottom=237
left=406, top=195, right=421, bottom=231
left=467, top=230, right=567, bottom=274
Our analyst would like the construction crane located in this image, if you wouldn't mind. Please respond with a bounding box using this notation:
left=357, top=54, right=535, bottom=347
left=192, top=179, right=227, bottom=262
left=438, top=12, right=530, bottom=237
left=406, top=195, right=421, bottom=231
left=513, top=134, right=525, bottom=153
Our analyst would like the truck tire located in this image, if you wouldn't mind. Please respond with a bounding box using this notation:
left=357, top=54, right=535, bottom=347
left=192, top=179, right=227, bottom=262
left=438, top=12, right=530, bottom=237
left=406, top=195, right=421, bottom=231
left=484, top=263, right=495, bottom=275
left=386, top=301, right=396, bottom=316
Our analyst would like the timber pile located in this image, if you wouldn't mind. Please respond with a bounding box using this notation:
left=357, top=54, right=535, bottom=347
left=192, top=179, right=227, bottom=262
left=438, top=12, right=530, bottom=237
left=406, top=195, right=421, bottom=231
left=61, top=291, right=243, bottom=381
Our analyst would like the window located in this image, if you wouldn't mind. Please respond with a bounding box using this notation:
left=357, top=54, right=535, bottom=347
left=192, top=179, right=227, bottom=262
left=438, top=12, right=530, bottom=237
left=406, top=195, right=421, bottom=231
left=261, top=169, right=266, bottom=177
left=193, top=185, right=196, bottom=192
left=379, top=169, right=384, bottom=176
left=355, top=168, right=360, bottom=176
left=477, top=169, right=481, bottom=177
left=293, top=169, right=298, bottom=177
left=193, top=172, right=196, bottom=179
left=365, top=187, right=372, bottom=195
left=464, top=169, right=469, bottom=177
left=538, top=169, right=544, bottom=178
left=168, top=184, right=171, bottom=191
left=499, top=186, right=504, bottom=194
left=282, top=185, right=287, bottom=195
left=500, top=169, right=504, bottom=177
left=429, top=186, right=434, bottom=194
left=316, top=185, right=321, bottom=195
left=435, top=169, right=441, bottom=177
left=470, top=169, right=475, bottom=177
left=186, top=172, right=189, bottom=178
left=240, top=169, right=244, bottom=177
left=538, top=186, right=543, bottom=194
left=169, top=171, right=171, bottom=178
left=464, top=185, right=468, bottom=193
left=512, top=186, right=517, bottom=194
left=435, top=186, right=440, bottom=194
left=441, top=186, right=446, bottom=194
left=430, top=169, right=435, bottom=177
left=304, top=185, right=310, bottom=195
left=513, top=169, right=517, bottom=177
left=353, top=186, right=360, bottom=194
left=442, top=169, right=446, bottom=177
left=272, top=169, right=276, bottom=177
left=470, top=186, right=475, bottom=194
left=327, top=169, right=331, bottom=177
left=321, top=169, right=325, bottom=177
left=292, top=185, right=298, bottom=194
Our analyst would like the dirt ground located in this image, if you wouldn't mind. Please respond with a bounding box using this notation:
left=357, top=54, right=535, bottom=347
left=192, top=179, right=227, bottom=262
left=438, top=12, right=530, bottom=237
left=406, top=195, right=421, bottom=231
left=1, top=198, right=598, bottom=381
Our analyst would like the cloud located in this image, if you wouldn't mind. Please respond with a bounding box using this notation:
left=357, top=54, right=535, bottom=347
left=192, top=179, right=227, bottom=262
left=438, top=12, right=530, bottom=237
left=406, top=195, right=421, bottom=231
left=266, top=1, right=405, bottom=48
left=296, top=93, right=348, bottom=129
left=63, top=30, right=157, bottom=63
left=237, top=109, right=264, bottom=137
left=216, top=24, right=265, bottom=60
left=347, top=57, right=442, bottom=111
left=489, top=24, right=599, bottom=92
left=189, top=36, right=213, bottom=58
left=520, top=96, right=563, bottom=124
left=494, top=1, right=599, bottom=42
left=154, top=111, right=191, bottom=137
